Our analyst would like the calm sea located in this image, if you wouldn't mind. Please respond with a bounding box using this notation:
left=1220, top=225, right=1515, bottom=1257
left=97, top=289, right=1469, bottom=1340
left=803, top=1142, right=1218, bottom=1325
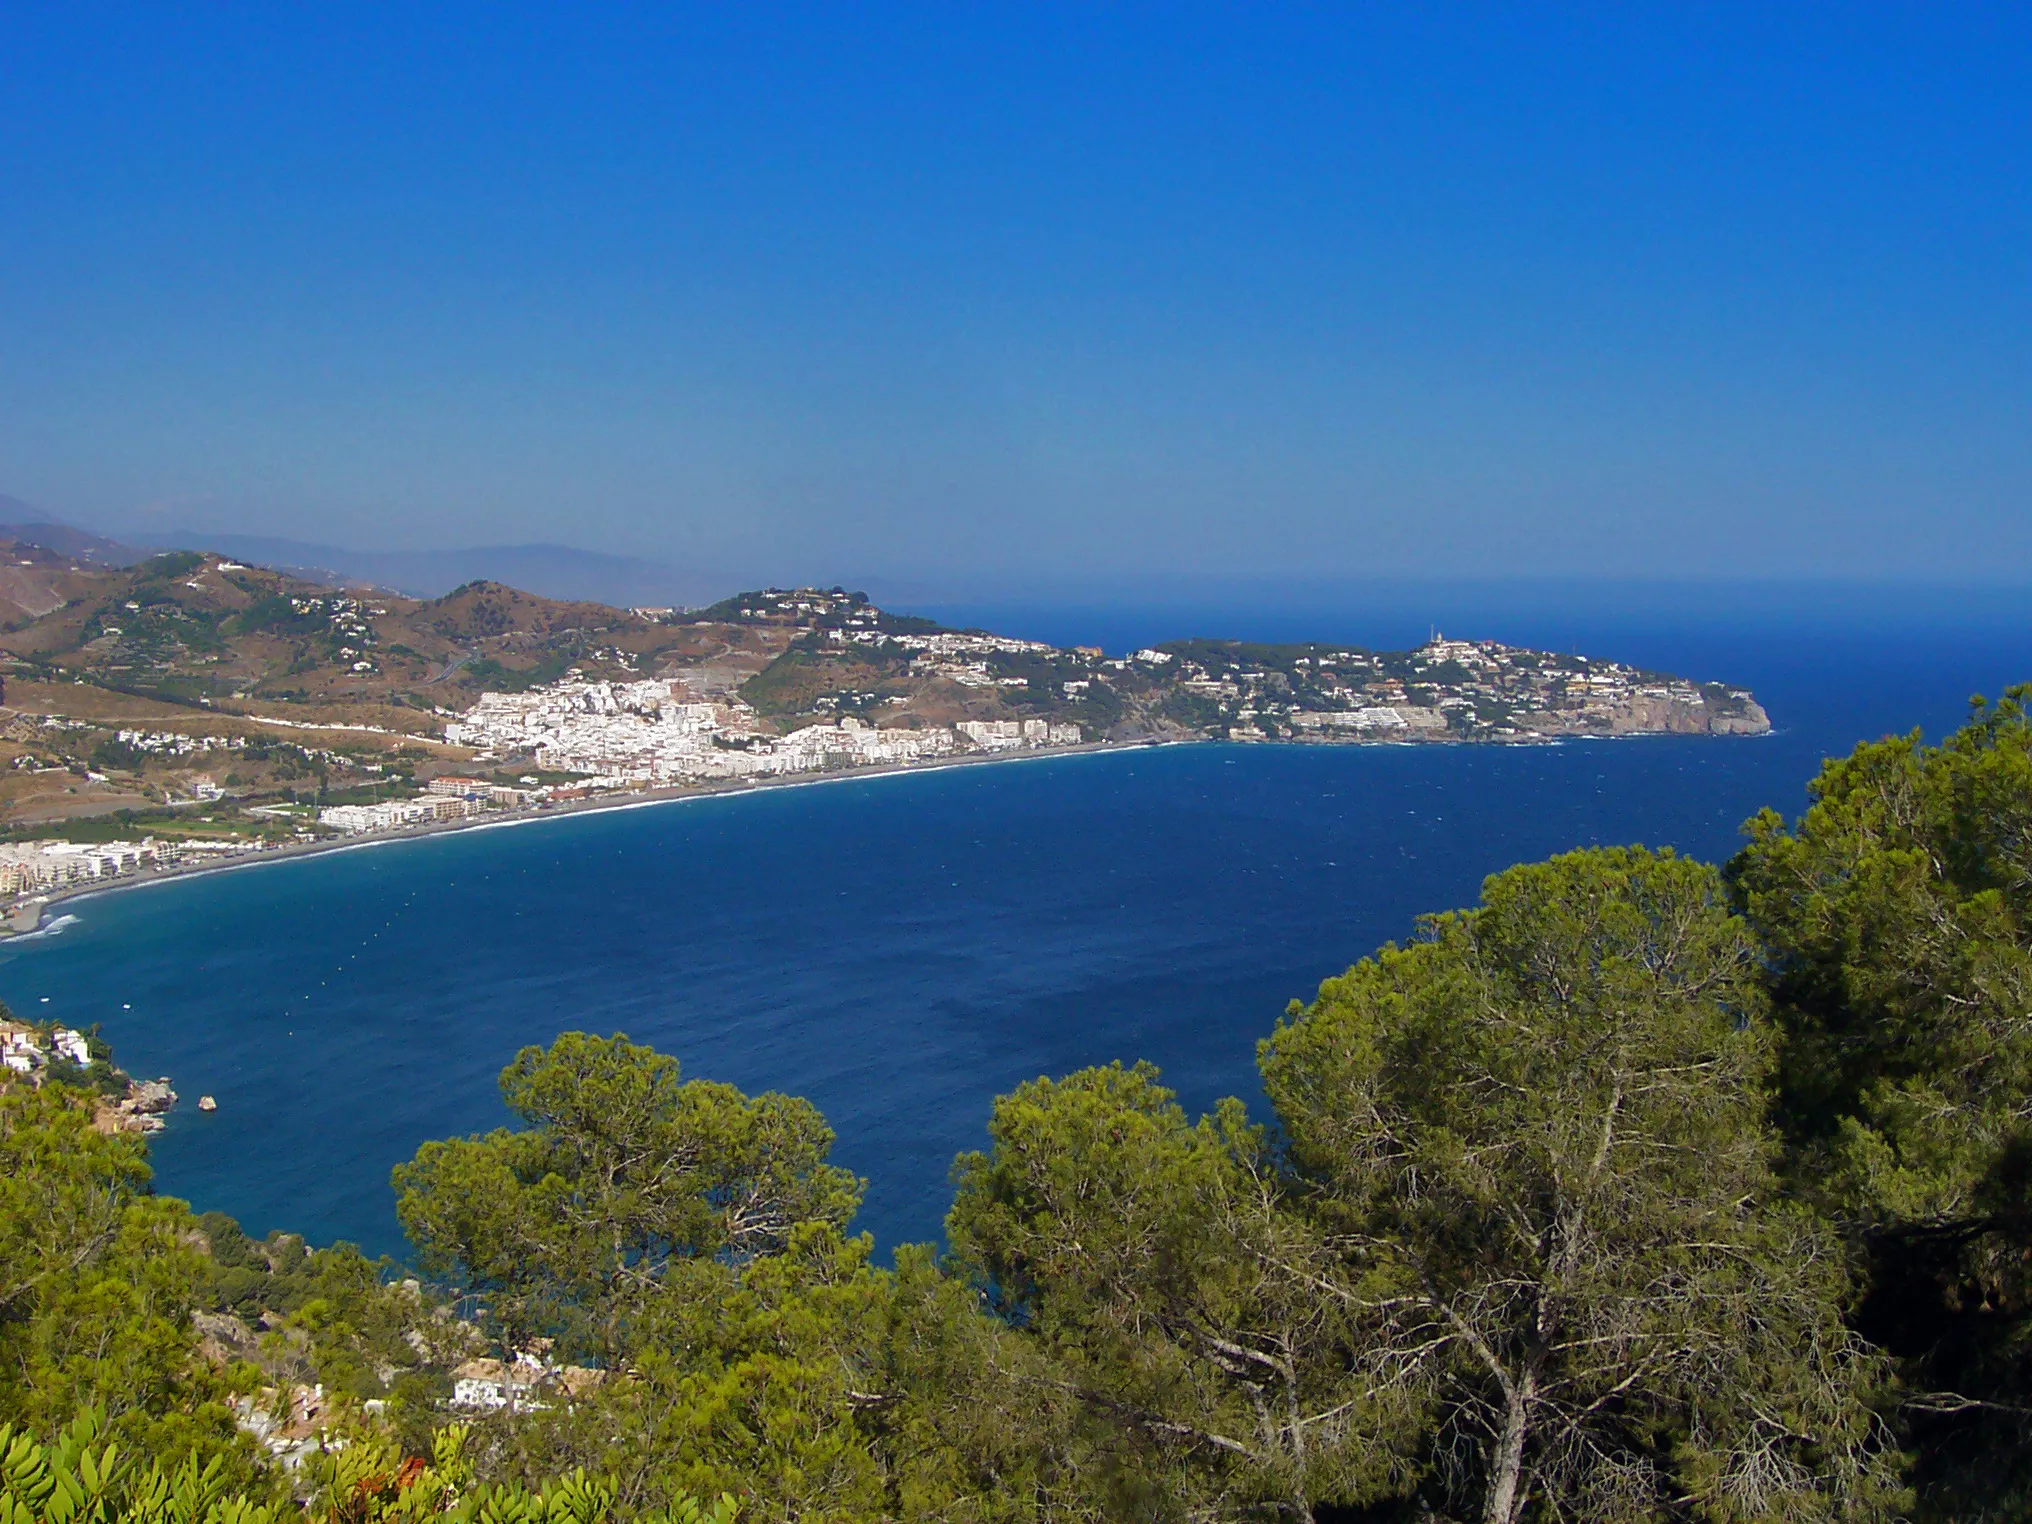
left=7, top=592, right=2030, bottom=1261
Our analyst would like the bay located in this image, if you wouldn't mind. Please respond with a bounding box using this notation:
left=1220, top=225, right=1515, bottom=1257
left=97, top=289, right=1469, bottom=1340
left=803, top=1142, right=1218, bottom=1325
left=5, top=597, right=2029, bottom=1261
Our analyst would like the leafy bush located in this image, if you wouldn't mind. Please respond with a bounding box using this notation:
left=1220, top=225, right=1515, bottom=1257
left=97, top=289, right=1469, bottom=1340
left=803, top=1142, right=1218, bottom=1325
left=0, top=1410, right=736, bottom=1524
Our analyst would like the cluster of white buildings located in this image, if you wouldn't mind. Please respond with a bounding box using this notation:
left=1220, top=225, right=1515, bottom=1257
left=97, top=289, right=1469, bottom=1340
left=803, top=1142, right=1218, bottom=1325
left=768, top=716, right=957, bottom=770
left=0, top=1017, right=173, bottom=1131
left=822, top=627, right=1060, bottom=689
left=316, top=776, right=547, bottom=835
left=1371, top=638, right=1757, bottom=736
left=1167, top=637, right=1760, bottom=742
left=1, top=1021, right=91, bottom=1076
left=318, top=678, right=1085, bottom=837
left=0, top=834, right=271, bottom=900
left=317, top=794, right=494, bottom=834
left=1288, top=706, right=1448, bottom=735
left=445, top=680, right=751, bottom=777
left=847, top=628, right=1054, bottom=659
left=115, top=728, right=241, bottom=757
left=438, top=677, right=1084, bottom=788
left=286, top=593, right=383, bottom=674
left=959, top=718, right=1083, bottom=750
left=0, top=837, right=189, bottom=896
left=450, top=1350, right=602, bottom=1412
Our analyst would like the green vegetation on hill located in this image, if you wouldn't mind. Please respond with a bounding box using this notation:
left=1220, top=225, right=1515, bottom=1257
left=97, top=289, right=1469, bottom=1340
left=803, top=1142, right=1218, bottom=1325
left=7, top=690, right=2032, bottom=1520
left=1729, top=686, right=2032, bottom=1517
left=0, top=1082, right=258, bottom=1490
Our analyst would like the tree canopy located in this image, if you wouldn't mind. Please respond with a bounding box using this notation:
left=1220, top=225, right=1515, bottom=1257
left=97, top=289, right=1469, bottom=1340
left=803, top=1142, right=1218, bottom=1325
left=391, top=1035, right=1023, bottom=1524
left=391, top=1033, right=862, bottom=1366
left=1263, top=847, right=1901, bottom=1522
left=944, top=850, right=1905, bottom=1522
left=949, top=1063, right=1404, bottom=1522
left=0, top=1081, right=252, bottom=1486
left=1731, top=685, right=2032, bottom=1517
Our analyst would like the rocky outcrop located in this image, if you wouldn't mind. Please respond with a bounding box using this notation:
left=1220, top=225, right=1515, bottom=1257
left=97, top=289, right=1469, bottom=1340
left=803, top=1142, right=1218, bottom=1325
left=95, top=1076, right=176, bottom=1134
left=1521, top=694, right=1771, bottom=740
left=1704, top=696, right=1773, bottom=735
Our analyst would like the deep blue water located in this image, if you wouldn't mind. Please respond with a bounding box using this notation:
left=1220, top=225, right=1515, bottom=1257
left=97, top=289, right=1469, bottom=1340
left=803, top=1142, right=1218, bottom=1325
left=5, top=597, right=2030, bottom=1262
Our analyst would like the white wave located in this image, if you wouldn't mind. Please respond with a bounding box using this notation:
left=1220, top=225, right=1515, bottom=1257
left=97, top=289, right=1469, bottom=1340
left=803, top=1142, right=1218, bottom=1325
left=9, top=913, right=81, bottom=944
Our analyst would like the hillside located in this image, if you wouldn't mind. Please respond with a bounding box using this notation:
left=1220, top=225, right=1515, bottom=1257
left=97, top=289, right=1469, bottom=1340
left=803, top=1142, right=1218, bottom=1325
left=702, top=588, right=1769, bottom=744
left=0, top=541, right=781, bottom=828
left=0, top=550, right=738, bottom=705
left=0, top=548, right=1767, bottom=831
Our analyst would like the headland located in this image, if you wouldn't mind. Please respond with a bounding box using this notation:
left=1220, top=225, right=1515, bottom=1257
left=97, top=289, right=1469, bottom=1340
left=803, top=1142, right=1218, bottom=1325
left=0, top=534, right=1770, bottom=926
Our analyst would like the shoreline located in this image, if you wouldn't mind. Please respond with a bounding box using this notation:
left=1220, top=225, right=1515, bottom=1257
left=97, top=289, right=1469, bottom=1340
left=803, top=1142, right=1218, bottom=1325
left=1, top=738, right=1134, bottom=929
left=0, top=723, right=1773, bottom=934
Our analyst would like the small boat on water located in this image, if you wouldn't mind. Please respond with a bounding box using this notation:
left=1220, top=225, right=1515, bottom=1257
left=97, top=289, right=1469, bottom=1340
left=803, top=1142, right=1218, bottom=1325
left=197, top=1095, right=217, bottom=1112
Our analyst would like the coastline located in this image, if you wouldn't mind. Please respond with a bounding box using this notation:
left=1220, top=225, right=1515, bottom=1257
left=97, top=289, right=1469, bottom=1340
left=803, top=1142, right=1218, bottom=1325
left=13, top=708, right=1814, bottom=1262
left=0, top=722, right=1775, bottom=935
left=1, top=738, right=1132, bottom=930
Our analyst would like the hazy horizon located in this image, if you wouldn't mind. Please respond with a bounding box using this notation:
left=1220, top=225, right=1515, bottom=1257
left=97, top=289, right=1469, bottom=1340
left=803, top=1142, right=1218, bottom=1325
left=5, top=7, right=2030, bottom=589
left=6, top=495, right=2031, bottom=632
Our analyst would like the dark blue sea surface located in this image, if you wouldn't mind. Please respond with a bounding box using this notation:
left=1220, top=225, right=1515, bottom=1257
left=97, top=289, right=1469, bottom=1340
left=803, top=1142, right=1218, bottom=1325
left=5, top=600, right=2030, bottom=1261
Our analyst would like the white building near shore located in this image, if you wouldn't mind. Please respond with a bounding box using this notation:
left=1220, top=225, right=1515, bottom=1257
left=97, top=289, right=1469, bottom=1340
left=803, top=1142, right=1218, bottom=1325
left=442, top=677, right=1083, bottom=784
left=319, top=796, right=481, bottom=834
left=0, top=839, right=169, bottom=896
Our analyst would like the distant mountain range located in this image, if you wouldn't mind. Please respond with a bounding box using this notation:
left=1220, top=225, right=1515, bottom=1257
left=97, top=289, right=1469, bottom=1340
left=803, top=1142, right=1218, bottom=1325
left=125, top=532, right=726, bottom=609
left=0, top=502, right=150, bottom=570
left=0, top=498, right=724, bottom=608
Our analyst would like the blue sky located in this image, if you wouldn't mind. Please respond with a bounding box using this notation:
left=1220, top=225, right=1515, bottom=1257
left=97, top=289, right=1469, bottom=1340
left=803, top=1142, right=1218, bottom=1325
left=2, top=5, right=2027, bottom=593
